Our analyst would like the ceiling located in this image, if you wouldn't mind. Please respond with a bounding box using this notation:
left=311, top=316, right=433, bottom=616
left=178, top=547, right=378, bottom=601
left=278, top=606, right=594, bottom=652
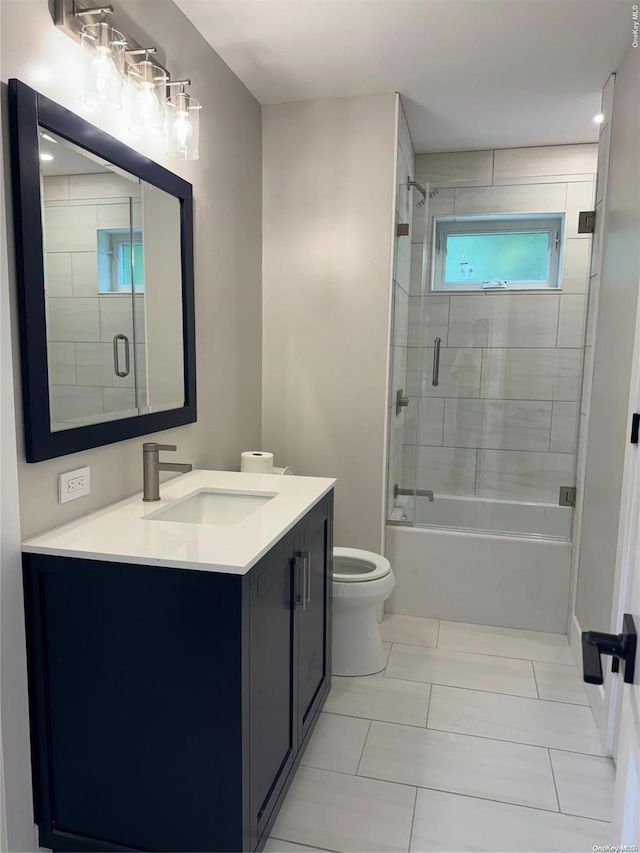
left=174, top=0, right=629, bottom=152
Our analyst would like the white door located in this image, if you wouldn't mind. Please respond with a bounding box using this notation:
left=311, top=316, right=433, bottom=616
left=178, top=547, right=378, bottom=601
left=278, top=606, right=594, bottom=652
left=607, top=40, right=640, bottom=847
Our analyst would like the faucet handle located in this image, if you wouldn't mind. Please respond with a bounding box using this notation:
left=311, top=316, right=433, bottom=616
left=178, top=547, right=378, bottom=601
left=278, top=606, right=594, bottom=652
left=156, top=444, right=177, bottom=452
left=143, top=442, right=177, bottom=453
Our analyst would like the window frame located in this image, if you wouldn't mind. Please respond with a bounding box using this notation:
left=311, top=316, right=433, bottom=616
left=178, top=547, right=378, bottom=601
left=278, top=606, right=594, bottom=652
left=431, top=213, right=565, bottom=292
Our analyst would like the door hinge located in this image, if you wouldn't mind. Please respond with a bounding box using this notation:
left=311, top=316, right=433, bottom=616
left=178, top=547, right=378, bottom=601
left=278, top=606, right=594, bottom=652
left=631, top=413, right=640, bottom=444
left=559, top=486, right=577, bottom=507
left=578, top=210, right=596, bottom=234
left=396, top=223, right=410, bottom=238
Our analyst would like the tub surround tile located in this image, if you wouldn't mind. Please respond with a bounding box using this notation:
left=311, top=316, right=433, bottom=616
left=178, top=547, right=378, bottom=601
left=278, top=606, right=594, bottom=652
left=358, top=721, right=558, bottom=811
left=379, top=614, right=439, bottom=648
left=47, top=342, right=76, bottom=386
left=454, top=182, right=567, bottom=216
left=480, top=348, right=581, bottom=401
left=44, top=204, right=98, bottom=253
left=270, top=765, right=415, bottom=853
left=415, top=150, right=494, bottom=188
left=385, top=644, right=538, bottom=698
left=437, top=621, right=575, bottom=664
left=75, top=343, right=135, bottom=389
left=533, top=662, right=588, bottom=705
left=43, top=175, right=70, bottom=201
left=299, top=714, right=370, bottom=775
left=410, top=242, right=427, bottom=293
left=391, top=345, right=408, bottom=398
left=69, top=172, right=141, bottom=200
left=492, top=145, right=597, bottom=180
left=561, top=238, right=591, bottom=293
left=565, top=180, right=595, bottom=239
left=49, top=384, right=103, bottom=421
left=47, top=297, right=100, bottom=343
left=427, top=685, right=604, bottom=755
left=409, top=787, right=610, bottom=853
left=475, top=449, right=574, bottom=502
left=45, top=253, right=73, bottom=297
left=406, top=347, right=482, bottom=398
left=549, top=750, right=615, bottom=822
left=394, top=235, right=412, bottom=293
left=324, top=674, right=431, bottom=727
left=408, top=295, right=449, bottom=347
left=98, top=295, right=134, bottom=342
left=550, top=402, right=579, bottom=454
left=403, top=397, right=444, bottom=447
left=402, top=445, right=477, bottom=497
left=443, top=399, right=552, bottom=452
left=71, top=252, right=98, bottom=297
left=393, top=284, right=409, bottom=346
left=102, top=387, right=136, bottom=413
left=557, top=294, right=586, bottom=348
left=448, top=294, right=560, bottom=349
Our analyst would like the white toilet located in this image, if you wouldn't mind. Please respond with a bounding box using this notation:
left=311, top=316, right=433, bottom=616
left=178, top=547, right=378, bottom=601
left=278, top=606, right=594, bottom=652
left=332, top=547, right=396, bottom=676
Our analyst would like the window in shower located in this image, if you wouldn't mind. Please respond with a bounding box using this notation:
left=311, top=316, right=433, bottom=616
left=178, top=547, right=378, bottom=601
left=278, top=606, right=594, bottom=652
left=432, top=213, right=564, bottom=291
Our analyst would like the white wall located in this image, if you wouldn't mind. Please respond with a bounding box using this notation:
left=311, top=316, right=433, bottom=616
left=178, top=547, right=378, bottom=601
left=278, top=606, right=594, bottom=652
left=262, top=94, right=396, bottom=552
left=1, top=1, right=263, bottom=848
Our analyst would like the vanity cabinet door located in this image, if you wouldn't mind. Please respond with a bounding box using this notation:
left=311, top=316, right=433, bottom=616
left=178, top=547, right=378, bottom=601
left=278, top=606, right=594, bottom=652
left=296, top=498, right=332, bottom=746
left=249, top=537, right=296, bottom=844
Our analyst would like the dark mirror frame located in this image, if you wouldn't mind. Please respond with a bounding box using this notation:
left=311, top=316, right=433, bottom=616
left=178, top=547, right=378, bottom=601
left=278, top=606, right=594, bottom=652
left=8, top=79, right=197, bottom=463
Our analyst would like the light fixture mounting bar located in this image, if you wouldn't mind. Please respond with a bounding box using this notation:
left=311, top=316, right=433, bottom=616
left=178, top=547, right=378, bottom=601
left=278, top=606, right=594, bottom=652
left=52, top=0, right=169, bottom=78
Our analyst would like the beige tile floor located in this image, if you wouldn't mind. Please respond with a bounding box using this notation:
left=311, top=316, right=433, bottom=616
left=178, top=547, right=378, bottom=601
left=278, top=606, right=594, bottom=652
left=267, top=615, right=616, bottom=853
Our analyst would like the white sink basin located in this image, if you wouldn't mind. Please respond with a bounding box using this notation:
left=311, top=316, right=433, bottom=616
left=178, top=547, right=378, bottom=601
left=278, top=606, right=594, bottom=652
left=145, top=489, right=276, bottom=526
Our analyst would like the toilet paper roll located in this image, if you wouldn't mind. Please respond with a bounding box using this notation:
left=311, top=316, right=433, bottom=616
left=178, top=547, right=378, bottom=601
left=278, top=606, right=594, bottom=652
left=240, top=451, right=274, bottom=474
left=272, top=466, right=296, bottom=476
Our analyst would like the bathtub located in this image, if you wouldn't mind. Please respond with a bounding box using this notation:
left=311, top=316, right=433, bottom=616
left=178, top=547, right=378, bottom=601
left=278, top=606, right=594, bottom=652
left=385, top=494, right=572, bottom=633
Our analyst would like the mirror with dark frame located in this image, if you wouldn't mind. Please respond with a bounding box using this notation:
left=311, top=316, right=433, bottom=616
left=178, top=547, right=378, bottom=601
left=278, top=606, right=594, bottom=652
left=8, top=79, right=196, bottom=463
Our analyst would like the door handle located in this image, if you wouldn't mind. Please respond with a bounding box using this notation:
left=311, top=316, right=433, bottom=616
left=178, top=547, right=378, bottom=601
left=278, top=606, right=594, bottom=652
left=113, top=334, right=130, bottom=378
left=582, top=613, right=637, bottom=685
left=432, top=337, right=441, bottom=387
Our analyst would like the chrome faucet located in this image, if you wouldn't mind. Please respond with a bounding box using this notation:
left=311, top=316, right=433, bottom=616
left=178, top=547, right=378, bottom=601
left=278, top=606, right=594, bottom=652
left=143, top=442, right=193, bottom=502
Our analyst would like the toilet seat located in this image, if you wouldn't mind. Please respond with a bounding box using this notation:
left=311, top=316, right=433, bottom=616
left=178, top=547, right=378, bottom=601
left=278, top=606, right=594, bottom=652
left=333, top=547, right=391, bottom=583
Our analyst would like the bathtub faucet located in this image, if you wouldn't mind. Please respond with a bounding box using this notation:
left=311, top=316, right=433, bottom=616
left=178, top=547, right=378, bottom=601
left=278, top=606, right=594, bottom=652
left=394, top=484, right=435, bottom=503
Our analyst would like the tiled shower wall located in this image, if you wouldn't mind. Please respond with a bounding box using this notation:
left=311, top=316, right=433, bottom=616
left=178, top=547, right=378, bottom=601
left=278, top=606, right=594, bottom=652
left=387, top=101, right=415, bottom=516
left=43, top=173, right=146, bottom=429
left=397, top=144, right=597, bottom=506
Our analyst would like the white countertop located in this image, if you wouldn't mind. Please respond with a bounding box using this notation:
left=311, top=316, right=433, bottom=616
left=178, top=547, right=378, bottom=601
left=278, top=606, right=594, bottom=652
left=22, top=470, right=335, bottom=575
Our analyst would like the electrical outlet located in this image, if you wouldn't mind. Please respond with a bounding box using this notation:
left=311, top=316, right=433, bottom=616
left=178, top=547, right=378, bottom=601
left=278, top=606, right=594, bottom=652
left=58, top=467, right=90, bottom=503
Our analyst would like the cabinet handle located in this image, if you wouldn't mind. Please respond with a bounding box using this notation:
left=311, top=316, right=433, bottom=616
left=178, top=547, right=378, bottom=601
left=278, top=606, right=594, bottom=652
left=295, top=551, right=311, bottom=611
left=294, top=552, right=306, bottom=611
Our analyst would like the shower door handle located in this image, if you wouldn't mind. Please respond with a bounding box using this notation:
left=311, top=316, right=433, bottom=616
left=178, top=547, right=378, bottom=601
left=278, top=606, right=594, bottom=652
left=432, top=337, right=441, bottom=386
left=113, top=334, right=130, bottom=378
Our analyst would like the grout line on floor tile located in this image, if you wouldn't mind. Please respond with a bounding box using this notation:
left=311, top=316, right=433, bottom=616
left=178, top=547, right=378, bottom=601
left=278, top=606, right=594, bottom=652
left=547, top=747, right=562, bottom=813
left=384, top=672, right=538, bottom=702
left=322, top=710, right=374, bottom=724
left=408, top=785, right=419, bottom=853
left=269, top=836, right=340, bottom=853
left=530, top=660, right=541, bottom=699
left=426, top=682, right=596, bottom=712
left=354, top=771, right=613, bottom=821
left=387, top=640, right=579, bottom=669
left=355, top=720, right=372, bottom=776
left=425, top=722, right=604, bottom=757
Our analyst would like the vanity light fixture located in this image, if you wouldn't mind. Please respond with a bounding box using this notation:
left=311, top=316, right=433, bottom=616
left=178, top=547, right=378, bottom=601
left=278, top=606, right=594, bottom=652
left=40, top=153, right=54, bottom=162
left=52, top=1, right=202, bottom=157
left=165, top=81, right=201, bottom=161
left=76, top=6, right=127, bottom=110
left=593, top=113, right=605, bottom=124
left=127, top=48, right=168, bottom=138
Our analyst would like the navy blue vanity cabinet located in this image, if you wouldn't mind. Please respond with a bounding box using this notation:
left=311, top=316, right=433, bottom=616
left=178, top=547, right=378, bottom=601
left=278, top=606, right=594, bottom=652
left=22, top=492, right=333, bottom=853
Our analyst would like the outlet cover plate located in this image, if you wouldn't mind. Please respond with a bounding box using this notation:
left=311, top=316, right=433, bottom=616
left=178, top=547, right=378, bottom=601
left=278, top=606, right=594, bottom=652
left=58, top=467, right=90, bottom=503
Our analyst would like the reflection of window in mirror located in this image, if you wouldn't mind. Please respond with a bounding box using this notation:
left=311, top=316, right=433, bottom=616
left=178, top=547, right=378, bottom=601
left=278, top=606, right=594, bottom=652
left=97, top=227, right=145, bottom=293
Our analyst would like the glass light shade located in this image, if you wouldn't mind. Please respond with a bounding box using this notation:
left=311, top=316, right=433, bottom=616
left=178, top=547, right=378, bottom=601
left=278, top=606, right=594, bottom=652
left=165, top=91, right=201, bottom=161
left=80, top=23, right=126, bottom=111
left=127, top=61, right=168, bottom=137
